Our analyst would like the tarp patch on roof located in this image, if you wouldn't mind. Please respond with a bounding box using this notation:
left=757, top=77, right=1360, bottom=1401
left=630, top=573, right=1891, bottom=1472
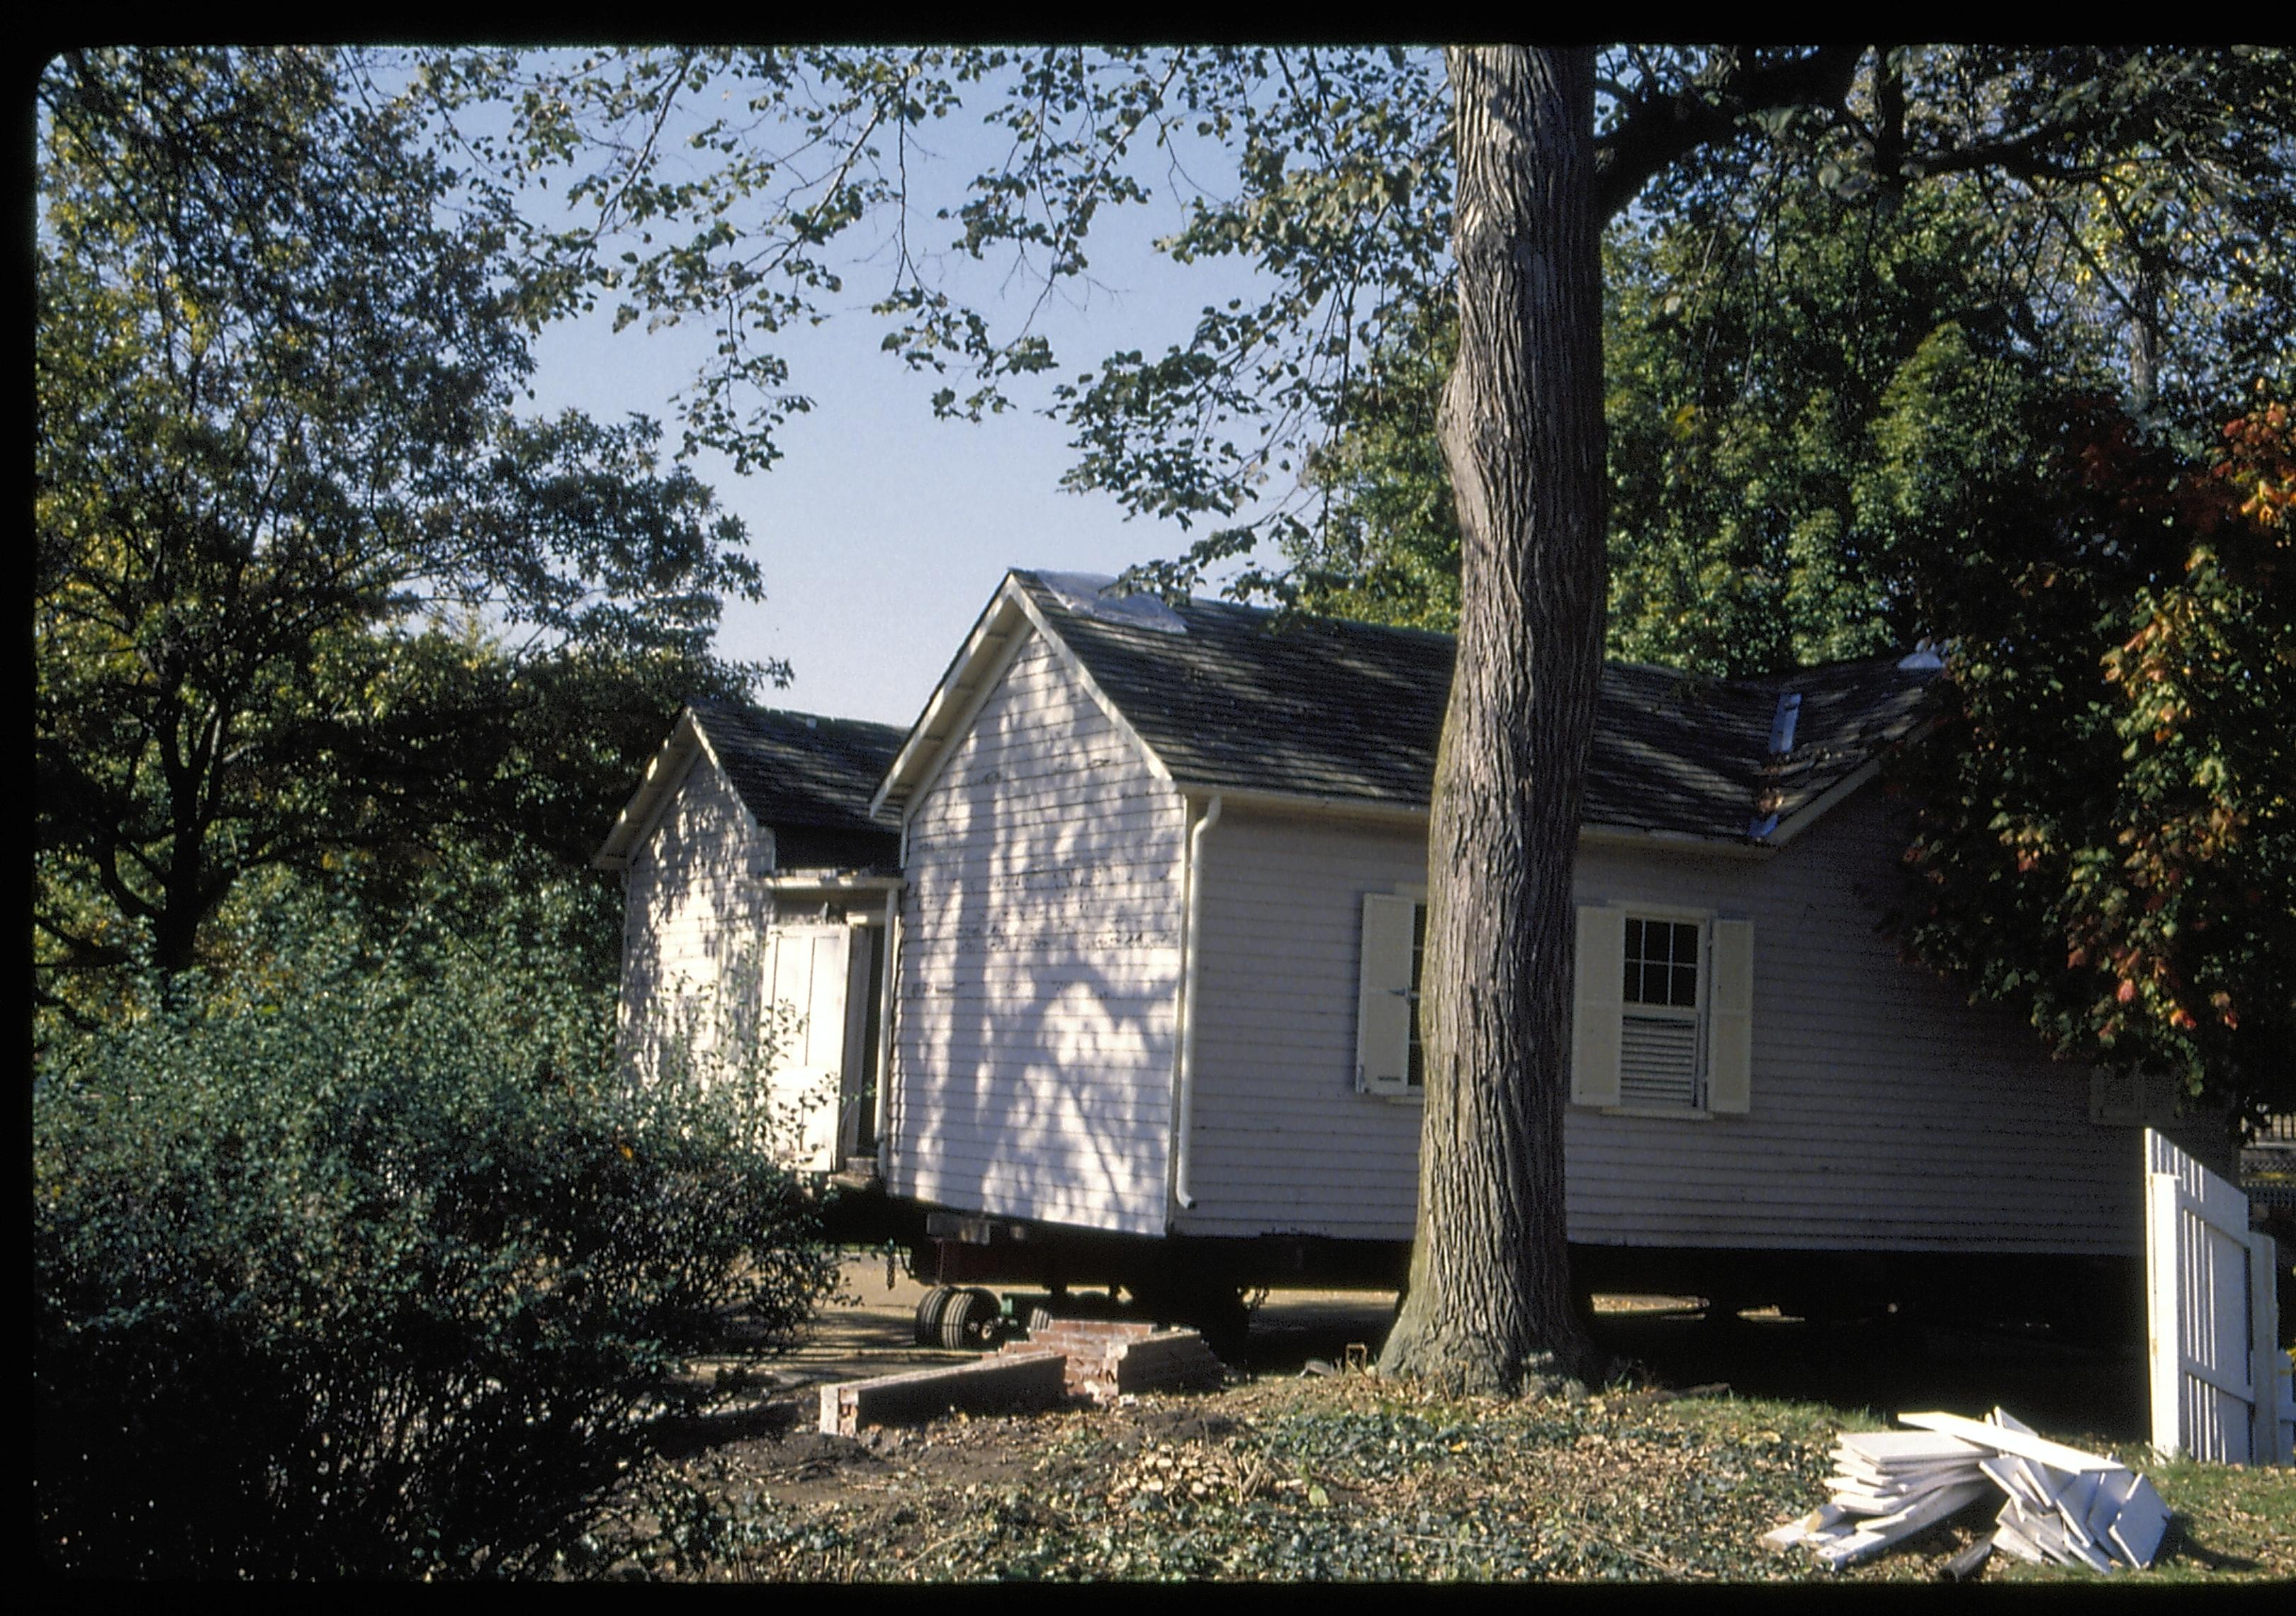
left=1035, top=570, right=1190, bottom=636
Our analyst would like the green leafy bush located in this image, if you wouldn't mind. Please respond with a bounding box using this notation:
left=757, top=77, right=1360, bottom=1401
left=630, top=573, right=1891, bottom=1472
left=33, top=895, right=840, bottom=1578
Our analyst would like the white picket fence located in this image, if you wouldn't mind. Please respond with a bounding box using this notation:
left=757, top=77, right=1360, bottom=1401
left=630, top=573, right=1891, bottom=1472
left=2144, top=1129, right=2294, bottom=1465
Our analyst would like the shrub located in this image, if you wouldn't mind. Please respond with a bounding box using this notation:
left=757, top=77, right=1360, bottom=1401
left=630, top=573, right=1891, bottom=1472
left=33, top=898, right=840, bottom=1578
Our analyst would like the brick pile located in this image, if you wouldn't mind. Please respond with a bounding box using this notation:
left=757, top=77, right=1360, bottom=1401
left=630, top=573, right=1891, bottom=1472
left=996, top=1316, right=1226, bottom=1404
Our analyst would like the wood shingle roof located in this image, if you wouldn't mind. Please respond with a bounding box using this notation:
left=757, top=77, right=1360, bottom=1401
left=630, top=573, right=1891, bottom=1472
left=1005, top=571, right=1937, bottom=845
left=687, top=700, right=906, bottom=835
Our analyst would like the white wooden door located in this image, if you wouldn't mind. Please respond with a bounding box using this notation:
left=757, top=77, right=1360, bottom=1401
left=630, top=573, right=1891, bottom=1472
left=2145, top=1129, right=2289, bottom=1464
left=764, top=924, right=850, bottom=1172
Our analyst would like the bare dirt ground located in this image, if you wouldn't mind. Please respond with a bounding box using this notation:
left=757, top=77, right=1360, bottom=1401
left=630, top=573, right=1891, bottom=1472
left=694, top=1255, right=2151, bottom=1439
left=568, top=1255, right=2296, bottom=1584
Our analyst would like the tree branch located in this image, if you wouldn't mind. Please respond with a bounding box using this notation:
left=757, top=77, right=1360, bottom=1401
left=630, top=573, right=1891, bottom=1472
left=1594, top=45, right=1866, bottom=221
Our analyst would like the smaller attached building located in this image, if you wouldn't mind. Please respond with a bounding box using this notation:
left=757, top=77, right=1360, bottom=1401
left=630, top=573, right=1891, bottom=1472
left=596, top=700, right=906, bottom=1173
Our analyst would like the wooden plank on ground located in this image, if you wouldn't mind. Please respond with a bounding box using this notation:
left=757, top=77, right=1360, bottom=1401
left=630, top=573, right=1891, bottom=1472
left=2052, top=1469, right=2103, bottom=1551
left=1831, top=1449, right=1983, bottom=1483
left=1978, top=1456, right=2044, bottom=1510
left=1813, top=1480, right=1991, bottom=1570
left=2106, top=1475, right=2170, bottom=1569
left=1991, top=1514, right=2047, bottom=1565
left=1838, top=1429, right=1989, bottom=1463
left=1760, top=1503, right=1845, bottom=1552
left=2087, top=1469, right=2136, bottom=1547
left=1896, top=1411, right=2121, bottom=1474
left=2000, top=1495, right=2072, bottom=1564
left=818, top=1350, right=1067, bottom=1436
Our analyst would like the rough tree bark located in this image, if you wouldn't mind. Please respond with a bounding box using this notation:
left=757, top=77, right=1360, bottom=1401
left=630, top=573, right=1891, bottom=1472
left=1378, top=46, right=1609, bottom=1393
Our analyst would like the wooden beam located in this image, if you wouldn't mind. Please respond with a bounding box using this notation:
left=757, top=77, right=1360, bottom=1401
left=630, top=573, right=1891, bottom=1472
left=816, top=1351, right=1067, bottom=1437
left=1895, top=1411, right=2123, bottom=1474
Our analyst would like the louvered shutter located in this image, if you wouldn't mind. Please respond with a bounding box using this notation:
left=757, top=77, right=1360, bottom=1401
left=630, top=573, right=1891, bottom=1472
left=1570, top=906, right=1624, bottom=1106
left=1706, top=919, right=1754, bottom=1113
left=1356, top=894, right=1417, bottom=1092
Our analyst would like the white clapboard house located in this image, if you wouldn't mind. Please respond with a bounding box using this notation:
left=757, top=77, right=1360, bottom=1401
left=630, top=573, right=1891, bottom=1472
left=604, top=570, right=2228, bottom=1325
left=596, top=700, right=906, bottom=1173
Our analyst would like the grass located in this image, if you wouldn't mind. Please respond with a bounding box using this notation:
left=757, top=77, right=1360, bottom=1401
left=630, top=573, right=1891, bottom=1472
left=585, top=1369, right=2296, bottom=1582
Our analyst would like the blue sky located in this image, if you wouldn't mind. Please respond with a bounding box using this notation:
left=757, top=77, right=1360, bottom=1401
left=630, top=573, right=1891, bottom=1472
left=519, top=92, right=1285, bottom=729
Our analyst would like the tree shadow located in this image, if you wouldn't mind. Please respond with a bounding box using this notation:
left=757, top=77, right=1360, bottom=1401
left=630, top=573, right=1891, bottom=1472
left=2152, top=1517, right=2261, bottom=1574
left=1588, top=1303, right=2147, bottom=1439
left=647, top=1398, right=803, bottom=1462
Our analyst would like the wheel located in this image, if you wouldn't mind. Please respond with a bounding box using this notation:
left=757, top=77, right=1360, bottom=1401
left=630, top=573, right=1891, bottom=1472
left=913, top=1285, right=957, bottom=1347
left=938, top=1286, right=1000, bottom=1351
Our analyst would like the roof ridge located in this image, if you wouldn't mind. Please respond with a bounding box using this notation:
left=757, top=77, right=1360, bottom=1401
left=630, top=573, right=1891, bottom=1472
left=874, top=568, right=1944, bottom=846
left=1015, top=571, right=1930, bottom=691
left=690, top=696, right=908, bottom=737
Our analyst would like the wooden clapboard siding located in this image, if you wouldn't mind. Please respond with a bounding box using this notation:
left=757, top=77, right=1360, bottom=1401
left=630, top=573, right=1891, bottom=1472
left=887, top=627, right=1186, bottom=1236
left=1177, top=805, right=1429, bottom=1239
left=1177, top=790, right=2144, bottom=1256
left=1565, top=787, right=2134, bottom=1255
left=617, top=749, right=773, bottom=1084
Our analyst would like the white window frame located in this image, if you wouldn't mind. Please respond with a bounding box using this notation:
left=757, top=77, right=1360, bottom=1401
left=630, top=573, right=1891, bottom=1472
left=1616, top=906, right=1709, bottom=1113
left=1571, top=901, right=1755, bottom=1119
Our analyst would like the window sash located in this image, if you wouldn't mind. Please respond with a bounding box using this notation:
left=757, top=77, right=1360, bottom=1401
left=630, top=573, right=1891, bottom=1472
left=1620, top=914, right=1706, bottom=1109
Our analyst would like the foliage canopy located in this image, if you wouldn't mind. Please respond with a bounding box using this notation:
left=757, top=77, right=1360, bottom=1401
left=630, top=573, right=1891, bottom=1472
left=404, top=47, right=2293, bottom=578
left=34, top=47, right=770, bottom=1016
left=1890, top=397, right=2295, bottom=1120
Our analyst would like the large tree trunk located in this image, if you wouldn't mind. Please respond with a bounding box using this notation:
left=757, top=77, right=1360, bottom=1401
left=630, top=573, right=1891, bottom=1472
left=1378, top=46, right=1607, bottom=1394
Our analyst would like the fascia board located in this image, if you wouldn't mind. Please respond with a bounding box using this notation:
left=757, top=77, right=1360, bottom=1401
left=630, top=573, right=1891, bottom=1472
left=867, top=585, right=1028, bottom=822
left=1176, top=783, right=1428, bottom=829
left=1179, top=784, right=1772, bottom=858
left=755, top=872, right=908, bottom=893
left=592, top=710, right=704, bottom=870
left=890, top=593, right=1035, bottom=824
left=682, top=714, right=773, bottom=868
left=1578, top=822, right=1773, bottom=861
left=1763, top=711, right=1940, bottom=849
left=1762, top=760, right=1880, bottom=849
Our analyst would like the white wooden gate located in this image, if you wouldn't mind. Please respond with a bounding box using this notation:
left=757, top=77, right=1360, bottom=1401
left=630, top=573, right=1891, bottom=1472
left=2145, top=1128, right=2292, bottom=1464
left=764, top=924, right=851, bottom=1172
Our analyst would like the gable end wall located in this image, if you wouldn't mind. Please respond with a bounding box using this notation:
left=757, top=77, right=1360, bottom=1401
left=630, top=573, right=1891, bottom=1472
left=617, top=752, right=773, bottom=1083
left=887, top=627, right=1186, bottom=1235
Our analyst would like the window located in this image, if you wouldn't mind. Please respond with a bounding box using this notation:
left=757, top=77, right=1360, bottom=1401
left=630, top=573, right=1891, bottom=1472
left=1570, top=906, right=1753, bottom=1115
left=1618, top=916, right=1702, bottom=1108
left=1355, top=892, right=1426, bottom=1096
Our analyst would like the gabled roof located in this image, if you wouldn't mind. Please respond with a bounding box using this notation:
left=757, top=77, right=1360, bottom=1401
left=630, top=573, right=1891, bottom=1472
left=594, top=701, right=905, bottom=871
left=689, top=701, right=907, bottom=833
left=873, top=569, right=1939, bottom=849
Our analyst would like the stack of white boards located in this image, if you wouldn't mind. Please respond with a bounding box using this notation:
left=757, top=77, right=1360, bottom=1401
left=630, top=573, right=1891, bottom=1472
left=1760, top=1427, right=1993, bottom=1570
left=1760, top=1408, right=2171, bottom=1573
left=1925, top=1408, right=2171, bottom=1573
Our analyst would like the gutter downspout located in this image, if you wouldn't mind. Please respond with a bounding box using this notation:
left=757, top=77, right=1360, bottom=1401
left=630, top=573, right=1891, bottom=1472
left=1173, top=794, right=1222, bottom=1211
